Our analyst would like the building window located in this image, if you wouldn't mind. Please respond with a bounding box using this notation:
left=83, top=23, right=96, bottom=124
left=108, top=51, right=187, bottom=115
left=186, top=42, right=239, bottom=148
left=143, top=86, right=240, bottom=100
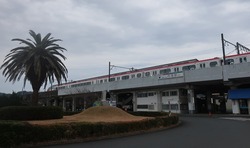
left=137, top=92, right=148, bottom=98
left=170, top=91, right=178, bottom=96
left=148, top=92, right=155, bottom=96
left=137, top=105, right=148, bottom=109
left=162, top=91, right=170, bottom=96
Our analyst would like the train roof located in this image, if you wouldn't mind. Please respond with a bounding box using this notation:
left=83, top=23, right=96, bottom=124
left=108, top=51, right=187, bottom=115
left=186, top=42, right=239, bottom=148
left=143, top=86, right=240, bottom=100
left=57, top=52, right=250, bottom=87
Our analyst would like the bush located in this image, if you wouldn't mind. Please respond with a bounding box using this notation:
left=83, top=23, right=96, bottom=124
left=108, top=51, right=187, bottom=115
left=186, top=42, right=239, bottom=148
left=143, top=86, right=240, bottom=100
left=63, top=111, right=81, bottom=116
left=0, top=106, right=63, bottom=120
left=0, top=92, right=24, bottom=107
left=0, top=115, right=179, bottom=147
left=128, top=111, right=169, bottom=117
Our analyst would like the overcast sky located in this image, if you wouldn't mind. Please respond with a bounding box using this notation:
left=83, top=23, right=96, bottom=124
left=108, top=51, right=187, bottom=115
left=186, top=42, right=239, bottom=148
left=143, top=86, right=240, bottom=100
left=0, top=0, right=250, bottom=93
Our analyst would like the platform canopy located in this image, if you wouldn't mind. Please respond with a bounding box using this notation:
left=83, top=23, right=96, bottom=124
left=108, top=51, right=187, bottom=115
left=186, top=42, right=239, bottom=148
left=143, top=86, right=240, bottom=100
left=228, top=88, right=250, bottom=100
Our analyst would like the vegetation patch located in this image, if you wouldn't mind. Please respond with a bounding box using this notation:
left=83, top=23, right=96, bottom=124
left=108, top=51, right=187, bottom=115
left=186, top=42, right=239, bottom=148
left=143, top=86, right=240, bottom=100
left=129, top=111, right=169, bottom=117
left=0, top=106, right=63, bottom=120
left=0, top=106, right=179, bottom=147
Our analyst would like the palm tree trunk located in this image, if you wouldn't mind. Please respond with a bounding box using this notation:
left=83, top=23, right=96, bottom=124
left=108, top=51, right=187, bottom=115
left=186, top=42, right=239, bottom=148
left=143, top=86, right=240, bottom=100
left=31, top=89, right=39, bottom=106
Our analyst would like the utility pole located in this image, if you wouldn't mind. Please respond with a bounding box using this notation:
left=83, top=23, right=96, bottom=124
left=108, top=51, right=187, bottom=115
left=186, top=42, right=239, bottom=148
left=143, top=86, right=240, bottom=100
left=221, top=33, right=226, bottom=65
left=236, top=42, right=240, bottom=55
left=108, top=62, right=111, bottom=82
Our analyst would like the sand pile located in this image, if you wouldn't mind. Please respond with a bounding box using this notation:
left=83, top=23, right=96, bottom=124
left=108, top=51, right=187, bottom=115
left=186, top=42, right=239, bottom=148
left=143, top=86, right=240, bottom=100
left=28, top=106, right=150, bottom=125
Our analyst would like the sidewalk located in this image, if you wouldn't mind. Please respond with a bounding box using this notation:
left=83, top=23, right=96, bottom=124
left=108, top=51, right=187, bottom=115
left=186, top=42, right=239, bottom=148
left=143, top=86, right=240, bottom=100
left=178, top=113, right=250, bottom=118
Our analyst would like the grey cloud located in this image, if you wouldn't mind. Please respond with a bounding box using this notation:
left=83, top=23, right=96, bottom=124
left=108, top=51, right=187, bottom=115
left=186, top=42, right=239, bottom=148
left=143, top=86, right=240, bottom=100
left=0, top=0, right=250, bottom=93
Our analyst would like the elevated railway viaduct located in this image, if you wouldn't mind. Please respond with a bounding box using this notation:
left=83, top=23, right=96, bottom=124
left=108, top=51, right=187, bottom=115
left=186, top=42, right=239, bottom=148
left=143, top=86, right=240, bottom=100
left=40, top=62, right=250, bottom=114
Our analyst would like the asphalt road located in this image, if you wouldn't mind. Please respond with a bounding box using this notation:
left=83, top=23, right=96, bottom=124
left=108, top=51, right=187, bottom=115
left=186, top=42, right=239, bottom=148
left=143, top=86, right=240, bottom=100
left=45, top=117, right=250, bottom=148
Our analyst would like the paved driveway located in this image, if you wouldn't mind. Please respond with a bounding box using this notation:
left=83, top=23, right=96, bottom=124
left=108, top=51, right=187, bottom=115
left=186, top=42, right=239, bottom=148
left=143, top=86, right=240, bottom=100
left=46, top=117, right=250, bottom=148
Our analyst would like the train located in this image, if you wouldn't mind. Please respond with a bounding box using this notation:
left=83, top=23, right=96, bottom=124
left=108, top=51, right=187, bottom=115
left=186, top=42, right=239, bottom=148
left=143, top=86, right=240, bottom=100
left=49, top=52, right=250, bottom=91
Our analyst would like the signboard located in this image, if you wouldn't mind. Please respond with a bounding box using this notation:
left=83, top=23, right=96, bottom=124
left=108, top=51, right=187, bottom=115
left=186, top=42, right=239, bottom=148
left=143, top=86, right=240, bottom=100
left=158, top=72, right=184, bottom=80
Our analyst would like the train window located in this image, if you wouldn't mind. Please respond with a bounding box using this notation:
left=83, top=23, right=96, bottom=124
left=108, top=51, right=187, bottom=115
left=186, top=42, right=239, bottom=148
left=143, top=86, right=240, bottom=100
left=131, top=74, right=135, bottom=78
left=84, top=82, right=91, bottom=85
left=160, top=69, right=171, bottom=75
left=209, top=61, right=218, bottom=67
left=137, top=73, right=142, bottom=78
left=226, top=59, right=234, bottom=65
left=240, top=57, right=247, bottom=63
left=174, top=67, right=179, bottom=72
left=100, top=80, right=103, bottom=83
left=110, top=78, right=115, bottom=82
left=117, top=77, right=120, bottom=81
left=104, top=79, right=107, bottom=82
left=182, top=65, right=196, bottom=71
left=145, top=72, right=150, bottom=77
left=122, top=75, right=129, bottom=80
left=153, top=71, right=157, bottom=75
left=200, top=63, right=205, bottom=68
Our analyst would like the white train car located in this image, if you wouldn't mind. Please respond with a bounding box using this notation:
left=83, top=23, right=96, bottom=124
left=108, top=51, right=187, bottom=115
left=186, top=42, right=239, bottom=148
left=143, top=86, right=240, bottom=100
left=49, top=52, right=250, bottom=91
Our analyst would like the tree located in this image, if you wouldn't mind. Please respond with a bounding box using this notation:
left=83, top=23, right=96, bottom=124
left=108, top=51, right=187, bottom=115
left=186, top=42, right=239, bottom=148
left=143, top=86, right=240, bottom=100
left=0, top=30, right=68, bottom=105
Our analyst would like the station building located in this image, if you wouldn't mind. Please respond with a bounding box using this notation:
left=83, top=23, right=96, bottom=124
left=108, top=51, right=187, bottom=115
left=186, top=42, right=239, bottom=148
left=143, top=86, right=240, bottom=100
left=40, top=55, right=250, bottom=115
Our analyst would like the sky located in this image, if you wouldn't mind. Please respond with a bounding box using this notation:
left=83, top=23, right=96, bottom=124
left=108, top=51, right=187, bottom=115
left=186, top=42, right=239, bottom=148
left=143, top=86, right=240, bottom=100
left=0, top=0, right=250, bottom=93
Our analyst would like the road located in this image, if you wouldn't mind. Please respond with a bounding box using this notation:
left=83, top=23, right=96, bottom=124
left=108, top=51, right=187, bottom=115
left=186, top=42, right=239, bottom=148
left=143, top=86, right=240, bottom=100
left=45, top=117, right=250, bottom=148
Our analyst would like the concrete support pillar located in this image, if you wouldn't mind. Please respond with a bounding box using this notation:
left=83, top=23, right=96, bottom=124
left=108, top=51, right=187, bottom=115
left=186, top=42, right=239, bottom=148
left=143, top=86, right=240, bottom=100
left=232, top=100, right=240, bottom=114
left=62, top=98, right=66, bottom=111
left=157, top=91, right=162, bottom=112
left=72, top=97, right=76, bottom=111
left=188, top=89, right=195, bottom=114
left=102, top=91, right=106, bottom=101
left=207, top=91, right=212, bottom=113
left=133, top=92, right=137, bottom=112
left=248, top=100, right=250, bottom=115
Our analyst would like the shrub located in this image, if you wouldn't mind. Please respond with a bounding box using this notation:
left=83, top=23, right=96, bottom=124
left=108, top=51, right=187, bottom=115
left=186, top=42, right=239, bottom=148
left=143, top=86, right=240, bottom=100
left=128, top=111, right=169, bottom=117
left=0, top=106, right=63, bottom=120
left=0, top=115, right=179, bottom=147
left=63, top=111, right=81, bottom=116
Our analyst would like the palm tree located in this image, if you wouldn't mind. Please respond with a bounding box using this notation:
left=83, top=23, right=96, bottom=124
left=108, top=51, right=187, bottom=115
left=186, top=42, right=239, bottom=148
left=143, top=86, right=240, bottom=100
left=0, top=30, right=68, bottom=105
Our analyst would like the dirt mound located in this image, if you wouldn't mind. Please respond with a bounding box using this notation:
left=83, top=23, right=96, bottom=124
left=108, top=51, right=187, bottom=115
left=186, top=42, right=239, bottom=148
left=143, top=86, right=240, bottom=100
left=28, top=106, right=150, bottom=125
left=77, top=106, right=135, bottom=118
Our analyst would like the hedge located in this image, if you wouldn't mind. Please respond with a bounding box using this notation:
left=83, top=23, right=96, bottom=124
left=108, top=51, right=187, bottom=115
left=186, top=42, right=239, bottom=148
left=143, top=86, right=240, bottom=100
left=128, top=111, right=169, bottom=117
left=0, top=106, right=63, bottom=120
left=0, top=115, right=178, bottom=147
